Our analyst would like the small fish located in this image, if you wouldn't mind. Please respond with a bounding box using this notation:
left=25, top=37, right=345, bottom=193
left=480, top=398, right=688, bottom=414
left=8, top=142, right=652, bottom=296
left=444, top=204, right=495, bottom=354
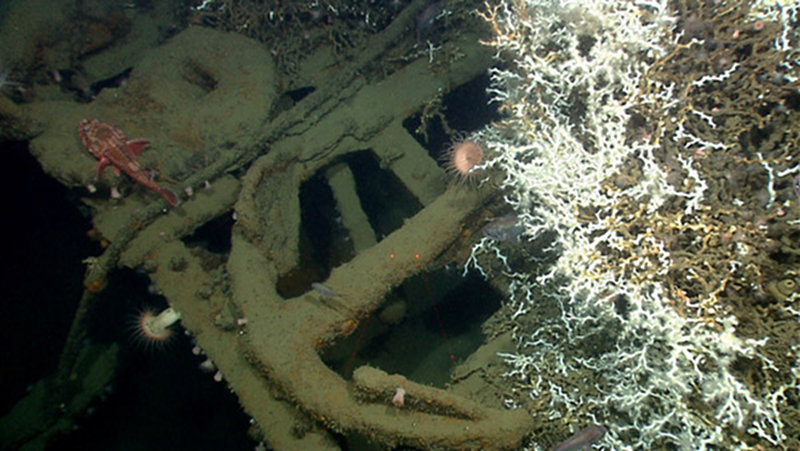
left=311, top=282, right=353, bottom=314
left=551, top=424, right=606, bottom=451
left=483, top=213, right=525, bottom=242
left=416, top=2, right=442, bottom=42
left=311, top=282, right=340, bottom=298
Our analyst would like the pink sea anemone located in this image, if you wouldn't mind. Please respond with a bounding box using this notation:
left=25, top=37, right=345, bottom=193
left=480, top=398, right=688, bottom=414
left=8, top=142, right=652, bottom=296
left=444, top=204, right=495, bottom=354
left=392, top=387, right=406, bottom=407
left=443, top=136, right=485, bottom=182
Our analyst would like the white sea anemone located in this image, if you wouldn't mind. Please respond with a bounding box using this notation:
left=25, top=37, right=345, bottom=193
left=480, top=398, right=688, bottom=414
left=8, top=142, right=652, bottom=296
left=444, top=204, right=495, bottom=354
left=133, top=307, right=182, bottom=348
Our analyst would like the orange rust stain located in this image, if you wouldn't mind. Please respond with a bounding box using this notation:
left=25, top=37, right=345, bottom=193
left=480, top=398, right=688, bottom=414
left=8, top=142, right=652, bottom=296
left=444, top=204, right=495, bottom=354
left=86, top=277, right=107, bottom=294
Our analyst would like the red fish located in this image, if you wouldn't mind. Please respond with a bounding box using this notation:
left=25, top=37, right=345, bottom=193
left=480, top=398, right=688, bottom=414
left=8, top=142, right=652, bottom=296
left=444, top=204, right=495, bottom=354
left=78, top=118, right=178, bottom=206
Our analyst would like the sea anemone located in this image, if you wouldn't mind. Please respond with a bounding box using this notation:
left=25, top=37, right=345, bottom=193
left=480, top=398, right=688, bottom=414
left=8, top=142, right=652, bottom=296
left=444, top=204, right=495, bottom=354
left=392, top=387, right=406, bottom=407
left=442, top=135, right=485, bottom=183
left=133, top=307, right=181, bottom=348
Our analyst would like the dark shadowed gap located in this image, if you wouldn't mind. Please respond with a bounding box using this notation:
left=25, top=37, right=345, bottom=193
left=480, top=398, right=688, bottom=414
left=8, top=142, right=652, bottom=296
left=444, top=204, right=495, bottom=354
left=276, top=168, right=350, bottom=298
left=0, top=142, right=97, bottom=416
left=347, top=150, right=422, bottom=240
left=277, top=149, right=421, bottom=298
left=181, top=212, right=234, bottom=254
left=321, top=270, right=502, bottom=387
